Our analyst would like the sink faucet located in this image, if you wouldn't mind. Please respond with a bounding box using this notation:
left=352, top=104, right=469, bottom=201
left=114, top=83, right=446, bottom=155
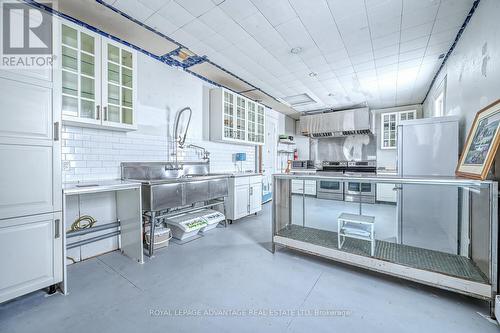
left=185, top=144, right=210, bottom=160
left=172, top=106, right=192, bottom=169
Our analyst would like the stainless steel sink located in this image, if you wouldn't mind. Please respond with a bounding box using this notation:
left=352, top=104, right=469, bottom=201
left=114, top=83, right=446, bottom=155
left=121, top=161, right=229, bottom=211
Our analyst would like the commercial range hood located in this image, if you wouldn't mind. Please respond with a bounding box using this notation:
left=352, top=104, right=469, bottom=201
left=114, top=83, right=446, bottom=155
left=299, top=107, right=372, bottom=138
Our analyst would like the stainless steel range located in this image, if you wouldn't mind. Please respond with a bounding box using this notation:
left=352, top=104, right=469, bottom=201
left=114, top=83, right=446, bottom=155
left=317, top=160, right=377, bottom=203
left=316, top=161, right=346, bottom=200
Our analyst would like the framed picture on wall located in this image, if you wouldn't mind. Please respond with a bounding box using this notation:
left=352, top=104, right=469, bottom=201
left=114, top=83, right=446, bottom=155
left=456, top=99, right=500, bottom=180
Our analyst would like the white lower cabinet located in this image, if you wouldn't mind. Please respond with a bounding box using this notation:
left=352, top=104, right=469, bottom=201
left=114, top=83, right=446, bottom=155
left=226, top=175, right=263, bottom=221
left=0, top=213, right=63, bottom=303
left=234, top=184, right=250, bottom=219
left=292, top=180, right=317, bottom=196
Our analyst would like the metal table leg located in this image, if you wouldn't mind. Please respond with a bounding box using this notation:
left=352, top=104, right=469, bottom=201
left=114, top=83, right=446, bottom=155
left=149, top=211, right=156, bottom=257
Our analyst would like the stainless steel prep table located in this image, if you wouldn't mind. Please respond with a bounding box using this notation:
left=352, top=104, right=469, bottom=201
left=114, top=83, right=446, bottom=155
left=272, top=173, right=498, bottom=315
left=61, top=180, right=143, bottom=294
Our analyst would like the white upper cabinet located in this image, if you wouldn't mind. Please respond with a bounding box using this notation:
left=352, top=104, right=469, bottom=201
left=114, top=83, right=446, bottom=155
left=380, top=109, right=416, bottom=149
left=102, top=40, right=137, bottom=130
left=210, top=88, right=265, bottom=145
left=59, top=21, right=137, bottom=131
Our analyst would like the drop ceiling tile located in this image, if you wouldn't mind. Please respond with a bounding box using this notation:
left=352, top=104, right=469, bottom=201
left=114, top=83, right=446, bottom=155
left=432, top=17, right=461, bottom=34
left=324, top=49, right=350, bottom=64
left=398, top=58, right=422, bottom=70
left=329, top=58, right=352, bottom=70
left=428, top=28, right=457, bottom=46
left=369, top=16, right=401, bottom=39
left=202, top=33, right=233, bottom=52
left=375, top=55, right=399, bottom=68
left=372, top=32, right=400, bottom=50
left=144, top=12, right=178, bottom=36
left=437, top=0, right=474, bottom=18
left=199, top=7, right=231, bottom=31
left=399, top=35, right=429, bottom=53
left=219, top=0, right=258, bottom=21
left=158, top=1, right=195, bottom=28
left=182, top=19, right=216, bottom=40
left=334, top=66, right=355, bottom=77
left=251, top=0, right=297, bottom=27
left=113, top=0, right=155, bottom=21
left=400, top=22, right=433, bottom=42
left=426, top=39, right=452, bottom=55
left=350, top=52, right=374, bottom=65
left=239, top=12, right=274, bottom=37
left=326, top=0, right=365, bottom=21
left=138, top=0, right=169, bottom=12
left=399, top=47, right=425, bottom=62
left=353, top=60, right=376, bottom=72
left=218, top=20, right=251, bottom=42
left=401, top=5, right=439, bottom=29
left=374, top=44, right=399, bottom=59
left=336, top=15, right=369, bottom=35
left=170, top=28, right=199, bottom=47
left=366, top=0, right=402, bottom=18
left=175, top=0, right=216, bottom=17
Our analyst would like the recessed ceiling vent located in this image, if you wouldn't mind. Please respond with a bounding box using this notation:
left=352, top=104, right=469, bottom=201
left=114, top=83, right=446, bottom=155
left=283, top=93, right=316, bottom=107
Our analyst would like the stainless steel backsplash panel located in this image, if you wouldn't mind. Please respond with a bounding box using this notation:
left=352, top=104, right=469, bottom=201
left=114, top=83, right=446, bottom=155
left=310, top=134, right=377, bottom=162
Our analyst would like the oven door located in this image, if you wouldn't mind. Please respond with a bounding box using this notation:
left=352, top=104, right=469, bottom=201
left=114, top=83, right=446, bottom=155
left=317, top=180, right=343, bottom=194
left=344, top=181, right=374, bottom=196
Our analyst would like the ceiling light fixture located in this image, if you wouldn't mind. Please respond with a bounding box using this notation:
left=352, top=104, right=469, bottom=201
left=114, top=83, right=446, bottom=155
left=290, top=47, right=302, bottom=54
left=309, top=72, right=317, bottom=77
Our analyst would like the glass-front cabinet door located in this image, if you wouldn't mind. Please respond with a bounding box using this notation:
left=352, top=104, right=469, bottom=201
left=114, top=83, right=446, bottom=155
left=223, top=91, right=234, bottom=140
left=256, top=105, right=265, bottom=144
left=247, top=101, right=256, bottom=142
left=102, top=40, right=136, bottom=130
left=236, top=96, right=246, bottom=141
left=381, top=112, right=397, bottom=149
left=61, top=22, right=101, bottom=125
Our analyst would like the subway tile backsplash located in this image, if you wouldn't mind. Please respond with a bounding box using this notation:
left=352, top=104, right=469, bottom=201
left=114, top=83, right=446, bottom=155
left=62, top=126, right=256, bottom=183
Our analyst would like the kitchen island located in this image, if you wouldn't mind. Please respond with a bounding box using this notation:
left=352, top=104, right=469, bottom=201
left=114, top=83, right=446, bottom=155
left=272, top=173, right=498, bottom=314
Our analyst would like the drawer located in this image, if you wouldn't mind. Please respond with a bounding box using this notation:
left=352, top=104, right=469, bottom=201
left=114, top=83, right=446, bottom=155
left=249, top=175, right=262, bottom=184
left=233, top=177, right=249, bottom=186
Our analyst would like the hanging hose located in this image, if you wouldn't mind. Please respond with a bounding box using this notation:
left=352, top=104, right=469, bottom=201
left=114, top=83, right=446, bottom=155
left=71, top=215, right=97, bottom=231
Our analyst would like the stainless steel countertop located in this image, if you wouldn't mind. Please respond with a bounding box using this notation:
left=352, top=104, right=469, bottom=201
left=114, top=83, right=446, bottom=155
left=123, top=172, right=261, bottom=185
left=63, top=180, right=142, bottom=195
left=273, top=173, right=494, bottom=187
left=229, top=172, right=262, bottom=178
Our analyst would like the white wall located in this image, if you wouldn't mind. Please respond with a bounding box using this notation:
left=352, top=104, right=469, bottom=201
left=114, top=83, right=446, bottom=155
left=62, top=53, right=256, bottom=182
left=423, top=0, right=500, bottom=149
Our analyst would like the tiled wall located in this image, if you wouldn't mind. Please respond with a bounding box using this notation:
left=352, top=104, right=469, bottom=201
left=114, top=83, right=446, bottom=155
left=61, top=52, right=256, bottom=183
left=61, top=125, right=255, bottom=182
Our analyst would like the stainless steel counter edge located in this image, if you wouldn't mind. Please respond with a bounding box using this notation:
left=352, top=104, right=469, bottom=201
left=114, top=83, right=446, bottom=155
left=63, top=180, right=142, bottom=195
left=273, top=173, right=495, bottom=187
left=229, top=173, right=262, bottom=178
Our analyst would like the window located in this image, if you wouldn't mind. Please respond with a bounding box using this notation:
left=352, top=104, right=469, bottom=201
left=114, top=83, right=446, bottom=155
left=434, top=91, right=444, bottom=117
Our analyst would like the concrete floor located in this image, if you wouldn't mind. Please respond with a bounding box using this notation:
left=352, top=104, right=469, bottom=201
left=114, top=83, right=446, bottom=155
left=0, top=202, right=498, bottom=333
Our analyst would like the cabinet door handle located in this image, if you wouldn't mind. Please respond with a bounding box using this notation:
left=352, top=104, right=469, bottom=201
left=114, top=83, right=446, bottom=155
left=53, top=122, right=59, bottom=141
left=96, top=105, right=101, bottom=120
left=250, top=187, right=253, bottom=195
left=103, top=106, right=108, bottom=121
left=54, top=219, right=60, bottom=239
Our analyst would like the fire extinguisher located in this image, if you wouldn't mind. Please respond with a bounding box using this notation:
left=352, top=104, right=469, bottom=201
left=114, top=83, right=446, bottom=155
left=293, top=149, right=298, bottom=160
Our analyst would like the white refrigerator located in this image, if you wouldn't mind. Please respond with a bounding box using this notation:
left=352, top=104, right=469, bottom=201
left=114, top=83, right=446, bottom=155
left=397, top=116, right=460, bottom=254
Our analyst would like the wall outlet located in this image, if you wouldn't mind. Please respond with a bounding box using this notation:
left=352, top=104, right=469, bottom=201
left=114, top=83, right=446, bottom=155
left=62, top=161, right=71, bottom=171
